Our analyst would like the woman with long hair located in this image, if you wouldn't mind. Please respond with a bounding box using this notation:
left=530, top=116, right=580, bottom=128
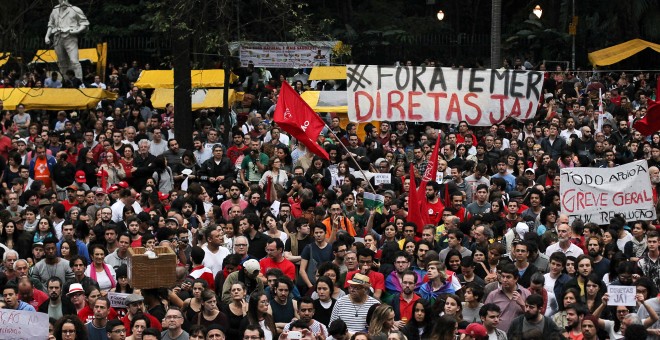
left=221, top=282, right=248, bottom=339
left=110, top=265, right=134, bottom=294
left=60, top=239, right=78, bottom=261
left=152, top=155, right=174, bottom=193
left=584, top=273, right=606, bottom=315
left=444, top=249, right=462, bottom=273
left=439, top=293, right=468, bottom=328
left=119, top=144, right=137, bottom=181
left=275, top=146, right=293, bottom=175
left=311, top=276, right=336, bottom=326
left=182, top=279, right=208, bottom=323
left=259, top=156, right=288, bottom=193
left=2, top=152, right=21, bottom=188
left=367, top=304, right=397, bottom=339
left=84, top=244, right=116, bottom=291
left=241, top=291, right=277, bottom=340
left=418, top=261, right=456, bottom=304
left=33, top=217, right=55, bottom=243
left=305, top=156, right=331, bottom=197
left=76, top=147, right=98, bottom=188
left=430, top=315, right=458, bottom=340
left=0, top=220, right=30, bottom=259
left=98, top=150, right=126, bottom=187
left=262, top=212, right=287, bottom=243
left=191, top=289, right=229, bottom=329
left=552, top=288, right=580, bottom=329
left=401, top=299, right=433, bottom=340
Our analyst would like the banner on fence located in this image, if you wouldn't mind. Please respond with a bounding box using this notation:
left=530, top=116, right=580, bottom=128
left=346, top=65, right=543, bottom=125
left=560, top=160, right=656, bottom=224
left=231, top=42, right=337, bottom=68
left=0, top=310, right=49, bottom=340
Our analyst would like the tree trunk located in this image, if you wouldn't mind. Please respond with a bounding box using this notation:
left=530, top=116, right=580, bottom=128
left=490, top=0, right=501, bottom=68
left=173, top=32, right=193, bottom=150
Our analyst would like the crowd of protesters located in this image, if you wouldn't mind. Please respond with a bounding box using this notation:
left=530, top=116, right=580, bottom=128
left=0, top=57, right=659, bottom=340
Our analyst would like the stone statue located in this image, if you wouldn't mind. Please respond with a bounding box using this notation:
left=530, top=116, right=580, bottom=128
left=45, top=0, right=90, bottom=80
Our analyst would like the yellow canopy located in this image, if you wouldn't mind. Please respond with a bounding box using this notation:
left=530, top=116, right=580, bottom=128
left=0, top=53, right=10, bottom=67
left=309, top=66, right=347, bottom=80
left=150, top=88, right=236, bottom=110
left=588, top=39, right=660, bottom=66
left=300, top=91, right=347, bottom=113
left=13, top=88, right=117, bottom=110
left=31, top=48, right=99, bottom=64
left=135, top=70, right=239, bottom=89
left=0, top=88, right=28, bottom=110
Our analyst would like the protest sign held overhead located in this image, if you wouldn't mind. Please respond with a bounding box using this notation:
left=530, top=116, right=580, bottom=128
left=0, top=310, right=49, bottom=340
left=560, top=160, right=656, bottom=224
left=347, top=65, right=544, bottom=125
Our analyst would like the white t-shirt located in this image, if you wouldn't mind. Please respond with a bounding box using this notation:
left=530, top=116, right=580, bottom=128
left=201, top=245, right=230, bottom=277
left=543, top=273, right=557, bottom=292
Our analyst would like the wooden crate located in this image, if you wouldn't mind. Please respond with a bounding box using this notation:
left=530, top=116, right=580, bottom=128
left=127, top=246, right=177, bottom=289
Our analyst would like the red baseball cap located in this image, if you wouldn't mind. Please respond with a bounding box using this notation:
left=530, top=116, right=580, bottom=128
left=75, top=170, right=86, bottom=182
left=458, top=323, right=487, bottom=339
left=117, top=181, right=129, bottom=188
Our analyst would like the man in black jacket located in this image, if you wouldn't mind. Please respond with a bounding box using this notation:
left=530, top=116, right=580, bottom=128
left=39, top=277, right=76, bottom=318
left=506, top=294, right=564, bottom=340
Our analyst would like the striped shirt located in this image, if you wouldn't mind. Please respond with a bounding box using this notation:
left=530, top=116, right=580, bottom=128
left=329, top=295, right=379, bottom=332
left=283, top=319, right=327, bottom=335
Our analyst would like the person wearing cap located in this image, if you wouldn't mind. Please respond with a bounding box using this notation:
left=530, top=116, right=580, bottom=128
left=580, top=315, right=599, bottom=340
left=507, top=294, right=563, bottom=339
left=61, top=183, right=80, bottom=212
left=458, top=323, right=488, bottom=340
left=329, top=272, right=379, bottom=332
left=75, top=170, right=91, bottom=191
left=120, top=294, right=163, bottom=336
left=220, top=259, right=264, bottom=305
left=87, top=188, right=110, bottom=224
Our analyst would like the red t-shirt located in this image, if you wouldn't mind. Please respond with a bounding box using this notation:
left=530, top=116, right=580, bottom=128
left=259, top=257, right=296, bottom=281
left=190, top=265, right=216, bottom=288
left=121, top=313, right=162, bottom=336
left=344, top=270, right=385, bottom=291
left=21, top=288, right=48, bottom=309
left=78, top=304, right=119, bottom=323
left=426, top=199, right=445, bottom=226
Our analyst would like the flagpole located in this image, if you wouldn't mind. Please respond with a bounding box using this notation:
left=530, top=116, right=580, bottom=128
left=323, top=125, right=378, bottom=194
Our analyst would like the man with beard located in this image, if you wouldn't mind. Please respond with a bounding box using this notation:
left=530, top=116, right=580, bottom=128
left=425, top=181, right=445, bottom=226
left=507, top=294, right=563, bottom=339
left=562, top=303, right=586, bottom=340
left=649, top=167, right=660, bottom=202
left=384, top=252, right=418, bottom=303
left=611, top=119, right=631, bottom=149
left=202, top=227, right=230, bottom=277
left=580, top=315, right=600, bottom=340
left=227, top=130, right=248, bottom=165
left=192, top=136, right=212, bottom=166
left=39, top=277, right=76, bottom=318
left=163, top=139, right=186, bottom=166
left=283, top=297, right=327, bottom=336
left=390, top=270, right=420, bottom=324
left=31, top=237, right=74, bottom=286
left=563, top=255, right=594, bottom=297
left=126, top=217, right=142, bottom=248
left=587, top=236, right=610, bottom=278
left=271, top=276, right=299, bottom=333
left=220, top=183, right=247, bottom=221
left=120, top=294, right=162, bottom=336
left=545, top=222, right=584, bottom=257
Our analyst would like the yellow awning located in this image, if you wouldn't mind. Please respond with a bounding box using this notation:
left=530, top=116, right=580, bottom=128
left=588, top=39, right=660, bottom=66
left=0, top=88, right=28, bottom=110
left=150, top=88, right=236, bottom=110
left=31, top=48, right=99, bottom=64
left=0, top=53, right=10, bottom=67
left=309, top=66, right=347, bottom=80
left=17, top=88, right=117, bottom=110
left=135, top=70, right=239, bottom=89
left=300, top=91, right=347, bottom=113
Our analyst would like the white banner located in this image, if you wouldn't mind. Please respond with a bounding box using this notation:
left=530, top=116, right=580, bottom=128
left=607, top=285, right=636, bottom=306
left=233, top=42, right=336, bottom=68
left=560, top=160, right=656, bottom=224
left=346, top=65, right=543, bottom=126
left=0, top=310, right=49, bottom=340
left=373, top=173, right=391, bottom=185
left=107, top=292, right=130, bottom=308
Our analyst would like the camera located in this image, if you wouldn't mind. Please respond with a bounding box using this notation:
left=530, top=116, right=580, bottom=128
left=287, top=331, right=302, bottom=340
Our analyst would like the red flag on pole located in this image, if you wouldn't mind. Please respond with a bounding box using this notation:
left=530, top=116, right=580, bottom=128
left=273, top=82, right=329, bottom=160
left=633, top=99, right=660, bottom=136
left=408, top=163, right=426, bottom=234
left=417, top=135, right=443, bottom=195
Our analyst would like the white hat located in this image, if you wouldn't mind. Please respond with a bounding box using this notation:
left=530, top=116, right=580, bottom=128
left=243, top=259, right=260, bottom=275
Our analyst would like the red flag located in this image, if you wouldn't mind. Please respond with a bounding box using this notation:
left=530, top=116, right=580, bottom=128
left=266, top=176, right=272, bottom=201
left=417, top=135, right=443, bottom=195
left=408, top=163, right=426, bottom=234
left=634, top=99, right=660, bottom=136
left=273, top=82, right=329, bottom=160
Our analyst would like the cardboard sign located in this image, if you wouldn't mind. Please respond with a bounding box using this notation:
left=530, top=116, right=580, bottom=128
left=107, top=292, right=130, bottom=308
left=607, top=285, right=636, bottom=306
left=0, top=310, right=49, bottom=340
left=374, top=173, right=391, bottom=185
left=347, top=65, right=543, bottom=126
left=560, top=160, right=656, bottom=224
